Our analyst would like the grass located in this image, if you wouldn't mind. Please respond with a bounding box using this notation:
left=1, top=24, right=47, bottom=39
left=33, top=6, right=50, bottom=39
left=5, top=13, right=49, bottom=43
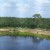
left=0, top=31, right=50, bottom=40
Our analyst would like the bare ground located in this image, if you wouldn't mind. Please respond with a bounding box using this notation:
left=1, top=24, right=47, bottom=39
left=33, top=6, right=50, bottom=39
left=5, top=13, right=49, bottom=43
left=19, top=29, right=50, bottom=35
left=0, top=28, right=50, bottom=35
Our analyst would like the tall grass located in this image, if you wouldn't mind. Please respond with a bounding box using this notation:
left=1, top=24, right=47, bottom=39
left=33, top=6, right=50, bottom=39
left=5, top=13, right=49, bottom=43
left=0, top=31, right=50, bottom=40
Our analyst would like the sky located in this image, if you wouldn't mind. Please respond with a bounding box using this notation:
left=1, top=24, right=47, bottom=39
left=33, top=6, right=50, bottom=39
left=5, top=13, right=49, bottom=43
left=0, top=0, right=50, bottom=18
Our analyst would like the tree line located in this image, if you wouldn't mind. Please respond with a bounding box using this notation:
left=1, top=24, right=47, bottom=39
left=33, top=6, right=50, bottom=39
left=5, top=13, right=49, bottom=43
left=0, top=14, right=50, bottom=29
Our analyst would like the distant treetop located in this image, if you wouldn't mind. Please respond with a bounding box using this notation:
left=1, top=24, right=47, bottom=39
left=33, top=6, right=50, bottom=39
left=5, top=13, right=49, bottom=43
left=33, top=14, right=42, bottom=18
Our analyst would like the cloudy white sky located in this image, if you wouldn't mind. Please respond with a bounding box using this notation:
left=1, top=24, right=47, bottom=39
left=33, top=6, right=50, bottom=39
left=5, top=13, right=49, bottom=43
left=0, top=0, right=50, bottom=18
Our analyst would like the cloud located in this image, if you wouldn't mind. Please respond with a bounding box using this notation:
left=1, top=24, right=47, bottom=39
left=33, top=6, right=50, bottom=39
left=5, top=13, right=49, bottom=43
left=0, top=0, right=31, bottom=17
left=0, top=0, right=50, bottom=18
left=35, top=0, right=50, bottom=4
left=0, top=1, right=13, bottom=16
left=16, top=2, right=30, bottom=17
left=5, top=0, right=17, bottom=3
left=16, top=3, right=30, bottom=12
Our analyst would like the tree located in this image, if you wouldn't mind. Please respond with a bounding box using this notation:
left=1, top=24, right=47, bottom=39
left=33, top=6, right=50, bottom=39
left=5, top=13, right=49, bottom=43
left=33, top=14, right=42, bottom=18
left=33, top=14, right=42, bottom=28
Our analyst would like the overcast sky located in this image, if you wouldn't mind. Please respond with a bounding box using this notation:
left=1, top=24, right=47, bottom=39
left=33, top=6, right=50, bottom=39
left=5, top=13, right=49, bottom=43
left=0, top=0, right=50, bottom=18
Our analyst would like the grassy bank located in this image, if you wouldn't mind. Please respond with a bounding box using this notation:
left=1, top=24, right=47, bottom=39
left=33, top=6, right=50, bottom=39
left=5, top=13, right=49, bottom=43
left=0, top=31, right=50, bottom=40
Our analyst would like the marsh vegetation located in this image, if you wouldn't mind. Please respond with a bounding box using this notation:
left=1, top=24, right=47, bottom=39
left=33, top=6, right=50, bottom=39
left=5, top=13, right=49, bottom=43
left=0, top=14, right=50, bottom=39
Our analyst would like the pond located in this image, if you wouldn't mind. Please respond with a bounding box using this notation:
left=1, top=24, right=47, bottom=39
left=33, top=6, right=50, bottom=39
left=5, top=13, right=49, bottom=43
left=0, top=36, right=50, bottom=50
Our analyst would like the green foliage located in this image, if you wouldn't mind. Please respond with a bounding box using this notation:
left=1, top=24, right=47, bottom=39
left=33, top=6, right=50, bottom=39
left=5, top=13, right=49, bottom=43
left=33, top=14, right=42, bottom=18
left=0, top=31, right=50, bottom=39
left=0, top=16, right=50, bottom=29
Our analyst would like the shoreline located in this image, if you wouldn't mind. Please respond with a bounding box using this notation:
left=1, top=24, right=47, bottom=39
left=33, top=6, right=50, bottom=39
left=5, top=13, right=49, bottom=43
left=0, top=28, right=50, bottom=35
left=0, top=28, right=50, bottom=39
left=0, top=31, right=50, bottom=40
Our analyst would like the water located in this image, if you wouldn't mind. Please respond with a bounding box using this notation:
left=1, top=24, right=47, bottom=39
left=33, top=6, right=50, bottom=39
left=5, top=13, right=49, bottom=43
left=0, top=36, right=50, bottom=50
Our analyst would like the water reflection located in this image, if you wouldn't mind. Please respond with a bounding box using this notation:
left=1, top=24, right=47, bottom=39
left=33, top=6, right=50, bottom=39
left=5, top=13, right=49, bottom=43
left=32, top=37, right=43, bottom=43
left=0, top=36, right=50, bottom=50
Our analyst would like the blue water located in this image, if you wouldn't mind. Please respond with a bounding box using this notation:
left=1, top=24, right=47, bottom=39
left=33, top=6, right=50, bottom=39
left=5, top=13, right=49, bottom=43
left=0, top=36, right=50, bottom=50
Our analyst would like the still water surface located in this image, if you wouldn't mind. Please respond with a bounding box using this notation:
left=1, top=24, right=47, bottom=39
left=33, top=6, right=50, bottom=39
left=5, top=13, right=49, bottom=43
left=0, top=36, right=50, bottom=50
